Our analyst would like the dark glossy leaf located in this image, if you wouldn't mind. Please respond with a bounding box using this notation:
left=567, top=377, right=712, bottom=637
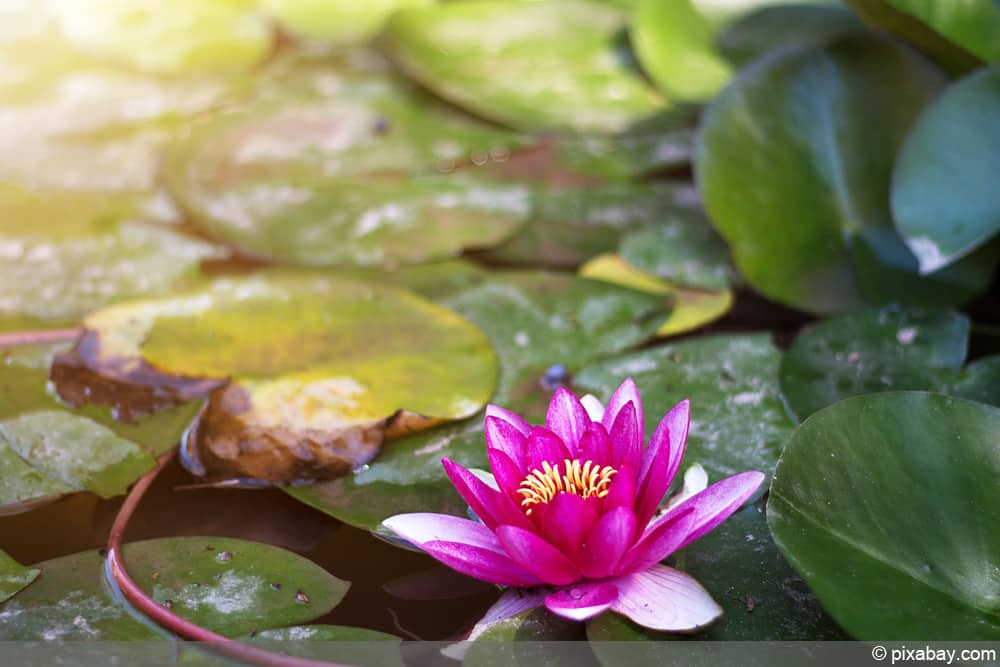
left=696, top=36, right=994, bottom=313
left=769, top=392, right=1000, bottom=639
left=893, top=65, right=1000, bottom=272
left=0, top=537, right=348, bottom=640
left=780, top=306, right=1000, bottom=419
left=0, top=549, right=38, bottom=604
left=718, top=5, right=865, bottom=66
left=465, top=608, right=587, bottom=667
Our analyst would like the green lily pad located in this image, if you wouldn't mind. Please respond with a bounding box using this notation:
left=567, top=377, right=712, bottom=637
left=586, top=502, right=846, bottom=645
left=50, top=0, right=272, bottom=75
left=892, top=65, right=1000, bottom=273
left=0, top=340, right=198, bottom=512
left=848, top=0, right=1000, bottom=65
left=287, top=270, right=670, bottom=529
left=0, top=536, right=348, bottom=640
left=553, top=121, right=697, bottom=181
left=575, top=333, right=793, bottom=484
left=54, top=273, right=498, bottom=481
left=0, top=549, right=38, bottom=604
left=696, top=35, right=995, bottom=314
left=769, top=392, right=1000, bottom=639
left=465, top=608, right=586, bottom=666
left=383, top=0, right=668, bottom=133
left=263, top=0, right=432, bottom=44
left=481, top=182, right=696, bottom=268
left=718, top=5, right=866, bottom=66
left=618, top=210, right=737, bottom=290
left=780, top=306, right=1000, bottom=420
left=0, top=185, right=220, bottom=327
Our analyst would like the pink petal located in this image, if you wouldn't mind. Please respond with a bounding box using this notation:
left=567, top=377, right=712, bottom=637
left=615, top=505, right=697, bottom=575
left=487, top=448, right=526, bottom=504
left=423, top=541, right=542, bottom=587
left=639, top=398, right=691, bottom=494
left=611, top=565, right=723, bottom=632
left=485, top=404, right=531, bottom=437
left=601, top=461, right=636, bottom=511
left=526, top=426, right=572, bottom=471
left=608, top=402, right=641, bottom=471
left=485, top=415, right=528, bottom=473
left=535, top=492, right=599, bottom=558
left=442, top=458, right=533, bottom=531
left=601, top=378, right=643, bottom=445
left=669, top=470, right=765, bottom=551
left=578, top=506, right=637, bottom=579
left=546, top=387, right=589, bottom=455
left=580, top=394, right=605, bottom=422
left=467, top=588, right=549, bottom=641
left=383, top=512, right=503, bottom=551
left=578, top=422, right=612, bottom=467
left=496, top=525, right=582, bottom=586
left=544, top=582, right=618, bottom=622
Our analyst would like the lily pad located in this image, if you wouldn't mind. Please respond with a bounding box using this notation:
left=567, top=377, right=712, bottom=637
left=0, top=549, right=38, bottom=604
left=50, top=0, right=272, bottom=75
left=579, top=254, right=733, bottom=336
left=0, top=536, right=348, bottom=640
left=464, top=608, right=586, bottom=666
left=0, top=198, right=220, bottom=328
left=54, top=274, right=498, bottom=481
left=575, top=333, right=793, bottom=484
left=481, top=182, right=697, bottom=268
left=892, top=65, right=1000, bottom=273
left=287, top=270, right=670, bottom=529
left=618, top=210, right=737, bottom=290
left=586, top=502, right=846, bottom=645
left=696, top=35, right=995, bottom=313
left=383, top=0, right=668, bottom=133
left=768, top=392, right=1000, bottom=639
left=717, top=5, right=866, bottom=66
left=263, top=0, right=433, bottom=44
left=780, top=306, right=1000, bottom=420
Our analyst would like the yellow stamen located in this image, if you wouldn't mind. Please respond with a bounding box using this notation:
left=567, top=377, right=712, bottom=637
left=517, top=459, right=617, bottom=515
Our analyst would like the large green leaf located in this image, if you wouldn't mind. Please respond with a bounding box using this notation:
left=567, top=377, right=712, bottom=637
left=696, top=35, right=995, bottom=313
left=892, top=65, right=1000, bottom=272
left=0, top=185, right=220, bottom=328
left=0, top=537, right=348, bottom=640
left=465, top=608, right=586, bottom=666
left=575, top=334, right=792, bottom=485
left=780, top=306, right=1000, bottom=420
left=287, top=271, right=670, bottom=529
left=383, top=0, right=668, bottom=133
left=0, top=549, right=38, bottom=604
left=717, top=5, right=865, bottom=66
left=54, top=273, right=498, bottom=481
left=769, top=392, right=1000, bottom=639
left=49, top=0, right=272, bottom=75
left=586, top=502, right=846, bottom=646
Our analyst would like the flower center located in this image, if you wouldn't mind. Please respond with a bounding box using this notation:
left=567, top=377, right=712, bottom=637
left=517, top=459, right=617, bottom=515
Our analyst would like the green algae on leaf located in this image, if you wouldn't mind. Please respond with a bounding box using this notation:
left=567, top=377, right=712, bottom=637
left=0, top=549, right=38, bottom=605
left=769, top=392, right=1000, bottom=639
left=55, top=274, right=498, bottom=481
left=0, top=537, right=347, bottom=640
left=383, top=0, right=668, bottom=133
left=780, top=306, right=1000, bottom=420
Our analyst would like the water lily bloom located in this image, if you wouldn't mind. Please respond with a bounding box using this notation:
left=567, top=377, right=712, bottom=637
left=383, top=379, right=764, bottom=632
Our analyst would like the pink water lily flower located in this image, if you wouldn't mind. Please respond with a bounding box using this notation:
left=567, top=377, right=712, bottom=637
left=384, top=379, right=764, bottom=632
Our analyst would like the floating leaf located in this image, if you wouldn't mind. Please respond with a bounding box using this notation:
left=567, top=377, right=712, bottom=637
left=579, top=254, right=733, bottom=336
left=0, top=185, right=221, bottom=328
left=464, top=608, right=585, bottom=666
left=892, top=65, right=1000, bottom=272
left=54, top=274, right=498, bottom=481
left=618, top=210, right=737, bottom=290
left=0, top=537, right=348, bottom=640
left=481, top=182, right=696, bottom=268
left=718, top=5, right=865, bottom=66
left=287, top=271, right=670, bottom=529
left=780, top=306, right=1000, bottom=420
left=383, top=0, right=668, bottom=133
left=586, top=502, right=845, bottom=645
left=0, top=549, right=38, bottom=604
left=49, top=0, right=272, bottom=75
left=769, top=392, right=1000, bottom=639
left=262, top=0, right=432, bottom=44
left=696, top=35, right=995, bottom=313
left=575, top=334, right=792, bottom=484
